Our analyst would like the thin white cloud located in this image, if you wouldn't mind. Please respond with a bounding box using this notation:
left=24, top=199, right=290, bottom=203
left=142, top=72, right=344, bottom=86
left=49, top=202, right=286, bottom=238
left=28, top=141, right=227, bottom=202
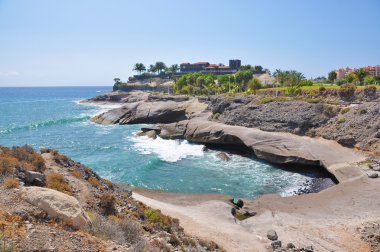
left=0, top=71, right=20, bottom=76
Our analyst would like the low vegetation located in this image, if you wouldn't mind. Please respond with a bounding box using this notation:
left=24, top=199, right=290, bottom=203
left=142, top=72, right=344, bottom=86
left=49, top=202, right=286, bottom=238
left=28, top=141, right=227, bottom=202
left=0, top=145, right=46, bottom=175
left=46, top=172, right=73, bottom=195
left=4, top=177, right=20, bottom=189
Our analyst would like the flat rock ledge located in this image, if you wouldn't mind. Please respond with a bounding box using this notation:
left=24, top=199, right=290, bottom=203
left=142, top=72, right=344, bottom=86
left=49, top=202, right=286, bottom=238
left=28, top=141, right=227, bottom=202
left=159, top=115, right=365, bottom=183
left=21, top=186, right=91, bottom=229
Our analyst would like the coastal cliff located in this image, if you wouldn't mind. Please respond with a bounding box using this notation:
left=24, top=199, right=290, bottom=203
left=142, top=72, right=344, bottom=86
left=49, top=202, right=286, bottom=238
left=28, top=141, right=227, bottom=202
left=87, top=91, right=379, bottom=168
left=0, top=146, right=221, bottom=251
left=84, top=90, right=380, bottom=251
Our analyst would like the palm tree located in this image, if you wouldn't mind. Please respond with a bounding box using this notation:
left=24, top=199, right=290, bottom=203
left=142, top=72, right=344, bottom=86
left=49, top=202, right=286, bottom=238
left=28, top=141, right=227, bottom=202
left=169, top=64, right=179, bottom=73
left=148, top=64, right=157, bottom=74
left=355, top=68, right=367, bottom=85
left=133, top=63, right=146, bottom=76
left=154, top=62, right=167, bottom=74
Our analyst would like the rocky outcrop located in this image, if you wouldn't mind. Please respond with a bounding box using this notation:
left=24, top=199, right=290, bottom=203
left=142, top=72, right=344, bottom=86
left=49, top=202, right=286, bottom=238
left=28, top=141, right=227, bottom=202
left=88, top=91, right=369, bottom=182
left=91, top=98, right=207, bottom=125
left=209, top=96, right=332, bottom=134
left=21, top=186, right=91, bottom=228
left=317, top=103, right=380, bottom=151
left=83, top=90, right=150, bottom=103
left=216, top=152, right=231, bottom=161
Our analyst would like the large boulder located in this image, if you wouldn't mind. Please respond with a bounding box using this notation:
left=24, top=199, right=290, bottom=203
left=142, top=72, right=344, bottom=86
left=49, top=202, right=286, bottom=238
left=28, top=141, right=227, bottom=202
left=21, top=187, right=91, bottom=229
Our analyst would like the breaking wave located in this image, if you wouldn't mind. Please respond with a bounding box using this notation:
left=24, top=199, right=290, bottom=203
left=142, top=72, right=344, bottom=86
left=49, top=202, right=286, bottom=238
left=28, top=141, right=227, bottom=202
left=0, top=116, right=90, bottom=134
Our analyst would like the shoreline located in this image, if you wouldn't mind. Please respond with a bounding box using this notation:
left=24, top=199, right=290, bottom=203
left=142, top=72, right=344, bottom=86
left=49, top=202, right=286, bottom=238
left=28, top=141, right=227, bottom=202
left=131, top=169, right=377, bottom=252
left=83, top=91, right=379, bottom=251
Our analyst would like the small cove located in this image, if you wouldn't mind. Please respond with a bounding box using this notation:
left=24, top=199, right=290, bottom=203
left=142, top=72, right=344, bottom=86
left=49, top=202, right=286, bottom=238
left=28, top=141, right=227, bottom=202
left=0, top=86, right=335, bottom=199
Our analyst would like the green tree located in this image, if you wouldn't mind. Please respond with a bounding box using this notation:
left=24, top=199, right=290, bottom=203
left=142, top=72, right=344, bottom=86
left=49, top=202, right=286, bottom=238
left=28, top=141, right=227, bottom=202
left=345, top=73, right=358, bottom=84
left=133, top=63, right=146, bottom=75
left=169, top=64, right=179, bottom=73
left=355, top=68, right=367, bottom=85
left=273, top=69, right=285, bottom=86
left=218, top=74, right=235, bottom=92
left=239, top=65, right=252, bottom=71
left=253, top=65, right=263, bottom=72
left=235, top=70, right=253, bottom=91
left=154, top=62, right=167, bottom=74
left=196, top=76, right=206, bottom=95
left=113, top=78, right=121, bottom=84
left=364, top=75, right=375, bottom=85
left=247, top=78, right=262, bottom=95
left=148, top=64, right=157, bottom=74
left=328, top=71, right=337, bottom=82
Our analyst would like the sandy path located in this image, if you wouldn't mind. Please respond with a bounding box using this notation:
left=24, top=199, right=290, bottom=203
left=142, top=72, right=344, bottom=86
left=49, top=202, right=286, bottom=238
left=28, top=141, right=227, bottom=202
left=133, top=192, right=269, bottom=252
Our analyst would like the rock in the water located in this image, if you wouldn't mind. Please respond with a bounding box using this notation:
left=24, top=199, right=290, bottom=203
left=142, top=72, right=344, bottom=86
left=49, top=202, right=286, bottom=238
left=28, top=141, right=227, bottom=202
left=271, top=240, right=281, bottom=249
left=136, top=131, right=145, bottom=136
left=267, top=229, right=278, bottom=241
left=216, top=152, right=231, bottom=161
left=145, top=130, right=157, bottom=139
left=368, top=173, right=379, bottom=178
left=21, top=187, right=91, bottom=228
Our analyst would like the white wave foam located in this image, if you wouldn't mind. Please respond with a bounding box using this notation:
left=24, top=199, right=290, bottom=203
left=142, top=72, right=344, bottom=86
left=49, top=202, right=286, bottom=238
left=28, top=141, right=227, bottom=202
left=74, top=100, right=124, bottom=117
left=130, top=135, right=204, bottom=162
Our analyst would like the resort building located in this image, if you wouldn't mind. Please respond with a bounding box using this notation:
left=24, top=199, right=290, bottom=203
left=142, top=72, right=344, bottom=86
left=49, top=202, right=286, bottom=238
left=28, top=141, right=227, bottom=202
left=178, top=59, right=241, bottom=76
left=335, top=65, right=380, bottom=79
left=366, top=65, right=380, bottom=77
left=180, top=62, right=210, bottom=73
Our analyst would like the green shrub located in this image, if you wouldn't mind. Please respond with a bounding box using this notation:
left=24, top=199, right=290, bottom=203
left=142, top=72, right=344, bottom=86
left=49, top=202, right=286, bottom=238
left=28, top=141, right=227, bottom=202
left=319, top=86, right=326, bottom=93
left=99, top=192, right=117, bottom=216
left=0, top=156, right=17, bottom=175
left=143, top=209, right=172, bottom=232
left=340, top=107, right=350, bottom=114
left=47, top=173, right=73, bottom=195
left=338, top=83, right=356, bottom=100
left=323, top=105, right=335, bottom=117
left=337, top=118, right=346, bottom=124
left=335, top=79, right=347, bottom=86
left=359, top=107, right=367, bottom=114
left=305, top=128, right=316, bottom=137
left=4, top=177, right=20, bottom=188
left=286, top=86, right=301, bottom=96
left=298, top=80, right=314, bottom=87
left=363, top=85, right=376, bottom=97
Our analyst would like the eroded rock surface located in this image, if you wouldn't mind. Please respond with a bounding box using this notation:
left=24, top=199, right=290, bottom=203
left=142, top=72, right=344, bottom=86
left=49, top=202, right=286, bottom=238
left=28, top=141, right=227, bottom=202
left=21, top=186, right=91, bottom=228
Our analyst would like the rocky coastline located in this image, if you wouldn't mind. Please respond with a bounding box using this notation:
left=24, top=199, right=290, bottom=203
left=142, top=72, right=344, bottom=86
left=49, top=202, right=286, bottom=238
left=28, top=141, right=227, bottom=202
left=83, top=90, right=380, bottom=251
left=87, top=91, right=375, bottom=180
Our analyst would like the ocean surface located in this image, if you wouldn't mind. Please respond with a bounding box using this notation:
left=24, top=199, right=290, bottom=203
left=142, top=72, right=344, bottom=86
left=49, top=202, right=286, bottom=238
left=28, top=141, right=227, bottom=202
left=0, top=86, right=329, bottom=198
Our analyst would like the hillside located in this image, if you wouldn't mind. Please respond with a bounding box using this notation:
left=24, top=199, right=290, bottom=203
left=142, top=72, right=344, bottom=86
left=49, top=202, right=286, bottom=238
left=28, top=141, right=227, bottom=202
left=0, top=145, right=222, bottom=252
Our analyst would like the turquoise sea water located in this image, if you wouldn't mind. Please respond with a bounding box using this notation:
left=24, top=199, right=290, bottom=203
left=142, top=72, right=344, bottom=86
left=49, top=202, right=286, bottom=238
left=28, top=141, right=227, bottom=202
left=0, top=87, right=324, bottom=198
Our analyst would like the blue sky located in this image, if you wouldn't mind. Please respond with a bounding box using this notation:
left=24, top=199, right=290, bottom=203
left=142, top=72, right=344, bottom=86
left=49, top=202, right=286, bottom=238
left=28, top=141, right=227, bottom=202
left=0, top=0, right=379, bottom=86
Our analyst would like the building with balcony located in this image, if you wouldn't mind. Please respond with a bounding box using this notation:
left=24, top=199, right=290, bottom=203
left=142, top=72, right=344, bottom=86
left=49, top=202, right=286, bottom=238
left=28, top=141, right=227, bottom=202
left=180, top=62, right=210, bottom=73
left=178, top=59, right=241, bottom=76
left=335, top=65, right=380, bottom=79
